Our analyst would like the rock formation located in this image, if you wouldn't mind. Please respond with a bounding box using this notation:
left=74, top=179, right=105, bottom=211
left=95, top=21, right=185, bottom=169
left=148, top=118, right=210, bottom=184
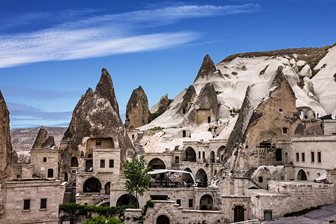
left=178, top=85, right=196, bottom=114
left=224, top=67, right=300, bottom=173
left=125, top=86, right=150, bottom=129
left=60, top=68, right=133, bottom=172
left=0, top=90, right=15, bottom=180
left=32, top=128, right=55, bottom=149
left=194, top=54, right=217, bottom=82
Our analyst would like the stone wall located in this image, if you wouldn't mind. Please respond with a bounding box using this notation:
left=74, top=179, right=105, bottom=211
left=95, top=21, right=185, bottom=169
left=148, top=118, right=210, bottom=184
left=249, top=181, right=336, bottom=220
left=143, top=200, right=227, bottom=224
left=323, top=120, right=336, bottom=135
left=2, top=179, right=65, bottom=224
left=30, top=149, right=60, bottom=179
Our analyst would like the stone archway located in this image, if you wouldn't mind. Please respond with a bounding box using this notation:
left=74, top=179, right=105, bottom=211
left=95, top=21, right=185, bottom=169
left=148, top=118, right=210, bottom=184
left=83, top=177, right=101, bottom=193
left=116, top=194, right=139, bottom=208
left=196, top=169, right=208, bottom=187
left=156, top=215, right=170, bottom=224
left=297, top=169, right=307, bottom=181
left=182, top=168, right=193, bottom=186
left=185, top=147, right=196, bottom=162
left=200, top=194, right=213, bottom=210
left=148, top=158, right=166, bottom=170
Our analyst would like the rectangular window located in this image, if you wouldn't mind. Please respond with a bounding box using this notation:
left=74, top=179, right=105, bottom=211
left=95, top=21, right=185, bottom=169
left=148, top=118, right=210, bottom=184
left=318, top=152, right=321, bottom=163
left=189, top=199, right=193, bottom=208
left=283, top=127, right=288, bottom=134
left=175, top=156, right=179, bottom=164
left=109, top=159, right=114, bottom=168
left=302, top=153, right=305, bottom=162
left=198, top=151, right=201, bottom=159
left=100, top=159, right=105, bottom=168
left=259, top=176, right=263, bottom=183
left=311, top=152, right=315, bottom=163
left=96, top=139, right=101, bottom=146
left=40, top=198, right=47, bottom=209
left=23, top=199, right=30, bottom=210
left=176, top=199, right=181, bottom=206
left=296, top=153, right=299, bottom=162
left=43, top=157, right=47, bottom=162
left=202, top=151, right=205, bottom=159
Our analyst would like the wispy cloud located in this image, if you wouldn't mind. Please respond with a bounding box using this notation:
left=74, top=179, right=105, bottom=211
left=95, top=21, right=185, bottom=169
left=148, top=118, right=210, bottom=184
left=0, top=4, right=260, bottom=68
left=4, top=86, right=80, bottom=99
left=8, top=102, right=71, bottom=128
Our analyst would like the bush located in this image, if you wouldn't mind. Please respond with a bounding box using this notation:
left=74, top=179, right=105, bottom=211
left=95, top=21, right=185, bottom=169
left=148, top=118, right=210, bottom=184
left=59, top=203, right=127, bottom=218
left=84, top=216, right=123, bottom=224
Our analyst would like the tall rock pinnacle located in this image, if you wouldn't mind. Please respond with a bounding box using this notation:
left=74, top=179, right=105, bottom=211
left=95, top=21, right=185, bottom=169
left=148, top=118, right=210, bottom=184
left=125, top=86, right=150, bottom=129
left=0, top=90, right=15, bottom=179
left=194, top=54, right=217, bottom=82
left=61, top=68, right=133, bottom=172
left=95, top=68, right=122, bottom=126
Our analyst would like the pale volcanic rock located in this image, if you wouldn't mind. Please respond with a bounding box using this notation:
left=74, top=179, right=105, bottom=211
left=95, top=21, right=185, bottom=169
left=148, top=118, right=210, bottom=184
left=32, top=128, right=56, bottom=149
left=125, top=86, right=150, bottom=129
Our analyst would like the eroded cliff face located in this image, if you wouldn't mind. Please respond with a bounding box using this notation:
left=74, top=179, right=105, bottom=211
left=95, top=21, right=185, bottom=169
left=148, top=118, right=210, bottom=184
left=224, top=67, right=300, bottom=174
left=125, top=86, right=150, bottom=129
left=60, top=68, right=133, bottom=172
left=0, top=91, right=15, bottom=180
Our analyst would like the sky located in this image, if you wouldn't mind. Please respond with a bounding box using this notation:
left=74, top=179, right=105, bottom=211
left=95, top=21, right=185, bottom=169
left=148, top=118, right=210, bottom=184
left=0, top=0, right=335, bottom=128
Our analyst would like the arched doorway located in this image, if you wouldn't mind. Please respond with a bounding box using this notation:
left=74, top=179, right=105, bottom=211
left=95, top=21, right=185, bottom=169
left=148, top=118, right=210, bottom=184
left=83, top=177, right=101, bottom=193
left=182, top=168, right=193, bottom=187
left=185, top=147, right=196, bottom=162
left=148, top=158, right=166, bottom=170
left=210, top=151, right=215, bottom=163
left=104, top=182, right=111, bottom=195
left=156, top=215, right=170, bottom=224
left=297, top=169, right=307, bottom=181
left=116, top=194, right=139, bottom=208
left=200, top=194, right=213, bottom=210
left=234, top=205, right=245, bottom=222
left=196, top=169, right=208, bottom=187
left=71, top=157, right=78, bottom=167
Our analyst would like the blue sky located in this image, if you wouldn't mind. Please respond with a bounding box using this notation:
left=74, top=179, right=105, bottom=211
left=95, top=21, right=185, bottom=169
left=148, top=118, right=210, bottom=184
left=0, top=0, right=335, bottom=128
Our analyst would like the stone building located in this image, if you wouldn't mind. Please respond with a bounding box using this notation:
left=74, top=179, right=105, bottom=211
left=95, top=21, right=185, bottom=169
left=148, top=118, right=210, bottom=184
left=1, top=179, right=65, bottom=224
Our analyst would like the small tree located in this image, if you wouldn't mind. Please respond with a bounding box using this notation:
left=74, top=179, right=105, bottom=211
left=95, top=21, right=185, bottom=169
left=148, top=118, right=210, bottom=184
left=123, top=155, right=150, bottom=208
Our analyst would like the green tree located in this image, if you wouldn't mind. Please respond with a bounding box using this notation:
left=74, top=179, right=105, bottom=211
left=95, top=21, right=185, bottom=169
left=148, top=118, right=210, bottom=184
left=123, top=155, right=150, bottom=208
left=84, top=216, right=123, bottom=224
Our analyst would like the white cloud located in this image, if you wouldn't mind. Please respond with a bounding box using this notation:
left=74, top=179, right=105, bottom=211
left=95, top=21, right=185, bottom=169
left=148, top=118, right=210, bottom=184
left=0, top=4, right=260, bottom=68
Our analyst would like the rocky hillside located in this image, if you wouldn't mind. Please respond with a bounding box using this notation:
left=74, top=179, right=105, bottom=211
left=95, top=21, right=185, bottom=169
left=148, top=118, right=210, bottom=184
left=139, top=44, right=336, bottom=153
left=10, top=127, right=66, bottom=152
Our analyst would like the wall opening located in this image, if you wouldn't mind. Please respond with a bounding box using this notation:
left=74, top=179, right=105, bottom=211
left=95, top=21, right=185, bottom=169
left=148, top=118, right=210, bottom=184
left=297, top=169, right=307, bottom=181
left=200, top=194, right=213, bottom=210
left=156, top=215, right=170, bottom=224
left=83, top=177, right=102, bottom=193
left=234, top=205, right=245, bottom=222
left=185, top=147, right=196, bottom=162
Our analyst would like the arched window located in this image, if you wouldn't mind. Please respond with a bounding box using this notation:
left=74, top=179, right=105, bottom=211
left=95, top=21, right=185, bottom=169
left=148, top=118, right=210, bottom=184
left=148, top=158, right=166, bottom=170
left=210, top=151, right=215, bottom=163
left=116, top=194, right=138, bottom=208
left=196, top=169, right=208, bottom=187
left=71, top=157, right=78, bottom=167
left=156, top=215, right=170, bottom=224
left=83, top=177, right=102, bottom=193
left=297, top=169, right=307, bottom=181
left=185, top=147, right=196, bottom=162
left=200, top=194, right=213, bottom=210
left=105, top=182, right=111, bottom=195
